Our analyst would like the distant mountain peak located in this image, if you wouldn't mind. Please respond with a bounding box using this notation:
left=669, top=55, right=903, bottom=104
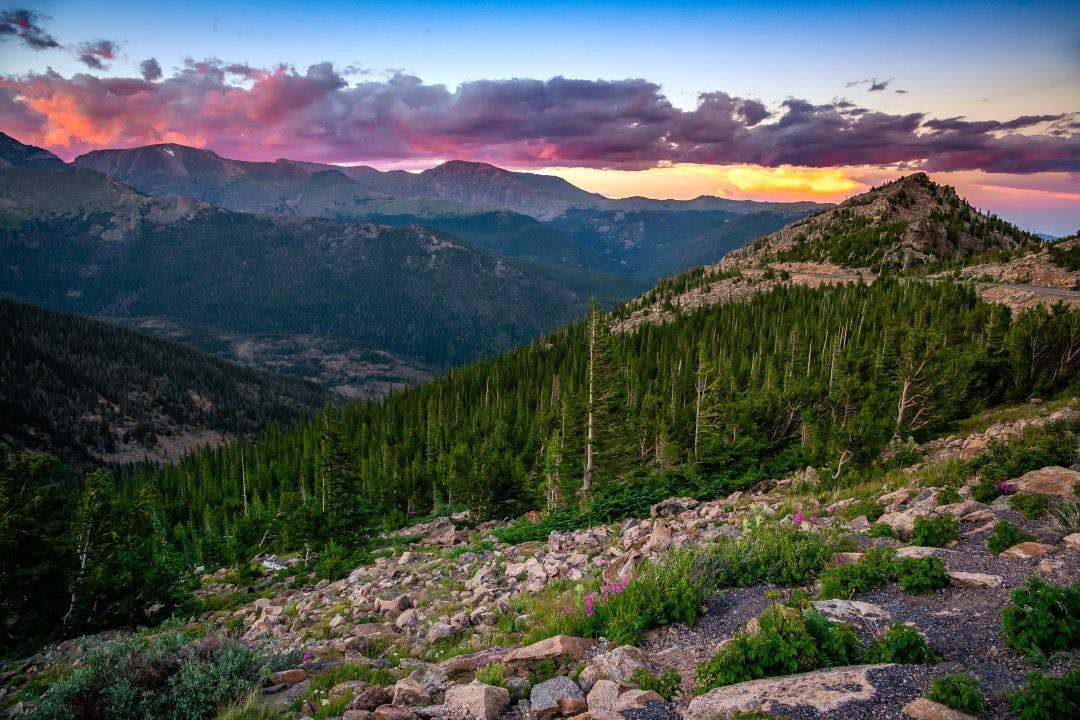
left=0, top=132, right=66, bottom=170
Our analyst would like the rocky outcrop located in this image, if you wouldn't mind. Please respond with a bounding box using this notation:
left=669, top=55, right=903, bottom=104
left=685, top=665, right=892, bottom=719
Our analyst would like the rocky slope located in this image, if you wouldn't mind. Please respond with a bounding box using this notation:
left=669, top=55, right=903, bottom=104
left=9, top=400, right=1076, bottom=719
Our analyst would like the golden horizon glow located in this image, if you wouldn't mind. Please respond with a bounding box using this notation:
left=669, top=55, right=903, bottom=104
left=531, top=163, right=866, bottom=203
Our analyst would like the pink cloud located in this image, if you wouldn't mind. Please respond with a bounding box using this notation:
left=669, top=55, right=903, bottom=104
left=0, top=60, right=1076, bottom=176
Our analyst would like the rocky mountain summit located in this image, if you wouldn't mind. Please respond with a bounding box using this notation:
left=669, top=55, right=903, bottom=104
left=617, top=174, right=1078, bottom=330
left=6, top=400, right=1077, bottom=719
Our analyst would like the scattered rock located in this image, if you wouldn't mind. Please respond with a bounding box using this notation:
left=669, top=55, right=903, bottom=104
left=558, top=696, right=588, bottom=716
left=375, top=705, right=421, bottom=720
left=1012, top=466, right=1079, bottom=499
left=1001, top=542, right=1055, bottom=559
left=830, top=552, right=863, bottom=565
left=504, top=635, right=595, bottom=666
left=903, top=697, right=978, bottom=720
left=1064, top=533, right=1080, bottom=551
left=586, top=646, right=646, bottom=689
left=613, top=689, right=664, bottom=712
left=651, top=497, right=698, bottom=517
left=269, top=668, right=306, bottom=685
left=530, top=676, right=585, bottom=720
left=444, top=682, right=511, bottom=720
left=394, top=677, right=432, bottom=707
left=352, top=686, right=394, bottom=711
left=947, top=571, right=1002, bottom=588
left=587, top=680, right=621, bottom=712
left=344, top=711, right=374, bottom=720
left=427, top=623, right=455, bottom=643
left=684, top=665, right=889, bottom=719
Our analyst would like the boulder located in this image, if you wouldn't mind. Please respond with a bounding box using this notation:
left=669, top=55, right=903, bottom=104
left=830, top=552, right=863, bottom=566
left=587, top=680, right=621, bottom=713
left=352, top=686, right=394, bottom=711
left=504, top=635, right=595, bottom=666
left=947, top=571, right=1002, bottom=588
left=427, top=623, right=455, bottom=643
left=894, top=546, right=938, bottom=559
left=530, top=676, right=585, bottom=720
left=812, top=599, right=891, bottom=634
left=393, top=677, right=432, bottom=707
left=444, top=682, right=511, bottom=720
left=1012, top=466, right=1079, bottom=499
left=613, top=689, right=664, bottom=712
left=1001, top=542, right=1055, bottom=559
left=375, top=705, right=421, bottom=720
left=380, top=595, right=415, bottom=615
left=587, top=646, right=645, bottom=688
left=903, top=697, right=978, bottom=720
left=1064, top=533, right=1080, bottom=551
left=269, top=668, right=306, bottom=685
left=876, top=508, right=929, bottom=540
left=685, top=665, right=889, bottom=719
left=344, top=711, right=374, bottom=720
left=651, top=497, right=699, bottom=517
left=558, top=696, right=588, bottom=716
left=353, top=623, right=398, bottom=652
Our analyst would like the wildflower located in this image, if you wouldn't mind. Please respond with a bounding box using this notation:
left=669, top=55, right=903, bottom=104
left=793, top=513, right=804, bottom=523
left=827, top=504, right=837, bottom=514
left=585, top=592, right=595, bottom=617
left=303, top=649, right=312, bottom=663
left=809, top=516, right=817, bottom=523
left=996, top=481, right=1015, bottom=494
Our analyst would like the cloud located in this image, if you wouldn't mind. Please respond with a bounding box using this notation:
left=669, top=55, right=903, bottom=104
left=0, top=61, right=1076, bottom=175
left=75, top=39, right=118, bottom=69
left=869, top=77, right=892, bottom=92
left=140, top=58, right=162, bottom=82
left=0, top=8, right=59, bottom=49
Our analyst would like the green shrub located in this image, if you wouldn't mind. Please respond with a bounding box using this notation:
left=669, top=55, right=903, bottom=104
left=987, top=520, right=1036, bottom=555
left=695, top=604, right=862, bottom=693
left=837, top=500, right=884, bottom=522
left=696, top=524, right=852, bottom=589
left=867, top=623, right=931, bottom=664
left=631, top=667, right=682, bottom=701
left=26, top=630, right=267, bottom=720
left=1002, top=578, right=1080, bottom=655
left=819, top=548, right=897, bottom=599
left=867, top=522, right=895, bottom=539
left=896, top=556, right=949, bottom=595
left=926, top=673, right=985, bottom=716
left=911, top=515, right=959, bottom=548
left=476, top=662, right=509, bottom=688
left=1009, top=670, right=1080, bottom=720
left=936, top=486, right=962, bottom=505
left=575, top=550, right=705, bottom=646
left=1010, top=493, right=1051, bottom=519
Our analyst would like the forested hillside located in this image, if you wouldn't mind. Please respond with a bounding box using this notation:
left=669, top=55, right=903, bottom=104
left=0, top=298, right=332, bottom=467
left=117, top=279, right=1079, bottom=570
left=0, top=168, right=587, bottom=367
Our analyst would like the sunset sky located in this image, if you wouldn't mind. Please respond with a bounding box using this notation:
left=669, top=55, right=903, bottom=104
left=1, top=1, right=1077, bottom=234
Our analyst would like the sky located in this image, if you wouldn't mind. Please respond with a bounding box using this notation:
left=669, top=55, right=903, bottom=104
left=1, top=1, right=1078, bottom=234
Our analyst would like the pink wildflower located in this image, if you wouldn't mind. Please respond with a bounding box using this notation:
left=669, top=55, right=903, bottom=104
left=303, top=650, right=312, bottom=663
left=585, top=592, right=595, bottom=617
left=794, top=513, right=804, bottom=523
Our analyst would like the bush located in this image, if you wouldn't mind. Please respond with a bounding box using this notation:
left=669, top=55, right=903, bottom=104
left=896, top=556, right=949, bottom=595
left=926, top=673, right=985, bottom=716
left=1009, top=670, right=1080, bottom=720
left=911, top=515, right=959, bottom=548
left=867, top=623, right=931, bottom=664
left=936, top=486, right=962, bottom=505
left=695, top=604, right=861, bottom=693
left=476, top=662, right=509, bottom=688
left=987, top=520, right=1036, bottom=555
left=631, top=667, right=681, bottom=701
left=574, top=550, right=705, bottom=646
left=696, top=524, right=852, bottom=589
left=837, top=500, right=884, bottom=522
left=819, top=548, right=897, bottom=599
left=1010, top=493, right=1051, bottom=519
left=867, top=522, right=895, bottom=539
left=26, top=630, right=267, bottom=720
left=1002, top=578, right=1080, bottom=655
